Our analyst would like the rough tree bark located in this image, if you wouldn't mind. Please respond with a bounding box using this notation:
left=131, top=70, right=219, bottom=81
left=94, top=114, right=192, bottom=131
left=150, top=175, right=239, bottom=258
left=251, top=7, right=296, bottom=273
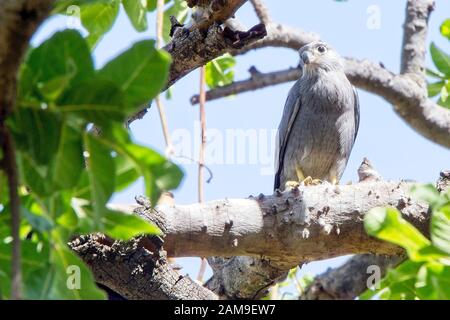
left=70, top=159, right=438, bottom=300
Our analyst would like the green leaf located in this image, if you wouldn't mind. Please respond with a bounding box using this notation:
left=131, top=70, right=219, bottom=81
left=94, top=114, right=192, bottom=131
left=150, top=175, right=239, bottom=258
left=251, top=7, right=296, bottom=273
left=430, top=42, right=450, bottom=77
left=103, top=210, right=161, bottom=240
left=52, top=124, right=84, bottom=190
left=428, top=81, right=445, bottom=97
left=441, top=83, right=449, bottom=102
left=101, top=124, right=183, bottom=204
left=8, top=108, right=62, bottom=166
left=123, top=0, right=148, bottom=32
left=0, top=240, right=48, bottom=299
left=84, top=133, right=115, bottom=226
left=205, top=54, right=236, bottom=89
left=426, top=68, right=446, bottom=80
left=18, top=153, right=53, bottom=197
left=22, top=207, right=54, bottom=233
left=48, top=244, right=106, bottom=299
left=98, top=40, right=171, bottom=110
left=416, top=262, right=450, bottom=299
left=441, top=19, right=450, bottom=40
left=364, top=207, right=430, bottom=256
left=115, top=155, right=140, bottom=192
left=19, top=30, right=94, bottom=104
left=80, top=0, right=120, bottom=37
left=57, top=78, right=127, bottom=125
left=431, top=205, right=450, bottom=255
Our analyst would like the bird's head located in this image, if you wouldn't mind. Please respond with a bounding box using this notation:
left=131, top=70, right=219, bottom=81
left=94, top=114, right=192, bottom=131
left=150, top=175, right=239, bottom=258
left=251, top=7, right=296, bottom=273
left=298, top=41, right=344, bottom=75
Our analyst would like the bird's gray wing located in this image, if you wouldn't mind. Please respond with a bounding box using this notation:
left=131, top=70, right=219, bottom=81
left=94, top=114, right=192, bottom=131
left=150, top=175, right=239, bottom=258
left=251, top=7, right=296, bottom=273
left=353, top=86, right=360, bottom=142
left=274, top=82, right=302, bottom=190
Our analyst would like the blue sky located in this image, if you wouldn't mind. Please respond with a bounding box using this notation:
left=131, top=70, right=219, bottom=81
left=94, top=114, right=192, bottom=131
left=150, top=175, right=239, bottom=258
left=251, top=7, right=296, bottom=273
left=33, top=0, right=450, bottom=290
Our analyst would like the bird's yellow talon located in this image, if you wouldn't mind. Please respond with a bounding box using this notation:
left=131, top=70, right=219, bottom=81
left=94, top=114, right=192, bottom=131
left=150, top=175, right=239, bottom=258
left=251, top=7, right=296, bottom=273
left=285, top=180, right=300, bottom=189
left=301, top=176, right=323, bottom=186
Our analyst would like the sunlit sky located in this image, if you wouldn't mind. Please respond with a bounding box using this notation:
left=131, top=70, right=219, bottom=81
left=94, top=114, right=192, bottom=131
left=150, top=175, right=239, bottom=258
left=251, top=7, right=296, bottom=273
left=33, top=0, right=450, bottom=290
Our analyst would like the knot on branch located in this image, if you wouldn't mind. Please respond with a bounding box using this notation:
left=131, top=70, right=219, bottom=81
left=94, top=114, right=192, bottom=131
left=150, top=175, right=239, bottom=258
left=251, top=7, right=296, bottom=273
left=223, top=23, right=267, bottom=49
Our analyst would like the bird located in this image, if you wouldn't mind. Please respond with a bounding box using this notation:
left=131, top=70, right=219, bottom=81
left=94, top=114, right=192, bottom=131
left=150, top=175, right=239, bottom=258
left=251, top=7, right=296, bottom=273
left=274, top=41, right=360, bottom=190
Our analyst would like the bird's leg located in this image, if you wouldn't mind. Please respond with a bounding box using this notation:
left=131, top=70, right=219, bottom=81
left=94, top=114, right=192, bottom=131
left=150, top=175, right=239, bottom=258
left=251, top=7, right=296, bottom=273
left=301, top=176, right=323, bottom=186
left=284, top=167, right=305, bottom=189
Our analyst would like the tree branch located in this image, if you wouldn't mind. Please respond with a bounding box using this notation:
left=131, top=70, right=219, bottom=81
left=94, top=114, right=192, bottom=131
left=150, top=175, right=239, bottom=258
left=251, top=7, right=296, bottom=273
left=70, top=234, right=217, bottom=300
left=300, top=168, right=449, bottom=300
left=300, top=254, right=402, bottom=300
left=250, top=0, right=271, bottom=25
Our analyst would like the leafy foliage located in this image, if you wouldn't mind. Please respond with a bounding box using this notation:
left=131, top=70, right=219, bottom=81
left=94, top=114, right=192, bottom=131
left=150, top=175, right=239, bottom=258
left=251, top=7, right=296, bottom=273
left=54, top=0, right=189, bottom=48
left=427, top=19, right=450, bottom=109
left=361, top=185, right=450, bottom=300
left=0, top=24, right=182, bottom=298
left=205, top=54, right=236, bottom=89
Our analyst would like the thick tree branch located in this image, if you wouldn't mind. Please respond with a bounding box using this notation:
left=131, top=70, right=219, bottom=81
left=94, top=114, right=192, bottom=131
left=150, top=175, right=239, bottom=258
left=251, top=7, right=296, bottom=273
left=300, top=169, right=449, bottom=300
left=136, top=180, right=430, bottom=261
left=85, top=163, right=434, bottom=299
left=70, top=234, right=218, bottom=300
left=401, top=0, right=434, bottom=89
left=300, top=254, right=402, bottom=300
left=250, top=0, right=271, bottom=25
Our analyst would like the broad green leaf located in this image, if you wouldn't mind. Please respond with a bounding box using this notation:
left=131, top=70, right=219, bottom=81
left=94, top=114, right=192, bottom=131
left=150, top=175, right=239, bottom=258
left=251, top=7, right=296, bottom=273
left=52, top=0, right=102, bottom=14
left=147, top=0, right=170, bottom=12
left=103, top=210, right=161, bottom=240
left=115, top=155, right=140, bottom=192
left=52, top=124, right=84, bottom=190
left=19, top=30, right=94, bottom=103
left=416, top=262, right=450, bottom=299
left=48, top=244, right=106, bottom=299
left=441, top=19, right=450, bottom=40
left=57, top=78, right=127, bottom=125
left=8, top=108, right=62, bottom=166
left=426, top=68, right=446, bottom=80
left=17, top=153, right=53, bottom=197
left=101, top=125, right=183, bottom=204
left=98, top=40, right=171, bottom=110
left=84, top=133, right=115, bottom=227
left=364, top=207, right=430, bottom=256
left=0, top=240, right=48, bottom=299
left=123, top=0, right=148, bottom=32
left=206, top=54, right=236, bottom=89
left=22, top=208, right=54, bottom=233
left=428, top=81, right=445, bottom=97
left=80, top=0, right=120, bottom=37
left=431, top=205, right=450, bottom=255
left=430, top=42, right=450, bottom=77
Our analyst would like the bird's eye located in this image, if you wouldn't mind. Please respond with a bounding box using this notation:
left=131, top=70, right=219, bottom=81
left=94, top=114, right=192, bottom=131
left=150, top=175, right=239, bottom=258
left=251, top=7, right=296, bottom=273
left=317, top=45, right=327, bottom=53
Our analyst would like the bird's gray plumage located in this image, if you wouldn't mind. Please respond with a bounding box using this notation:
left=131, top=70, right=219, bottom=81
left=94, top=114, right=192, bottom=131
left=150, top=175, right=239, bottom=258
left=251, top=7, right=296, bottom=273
left=274, top=41, right=360, bottom=190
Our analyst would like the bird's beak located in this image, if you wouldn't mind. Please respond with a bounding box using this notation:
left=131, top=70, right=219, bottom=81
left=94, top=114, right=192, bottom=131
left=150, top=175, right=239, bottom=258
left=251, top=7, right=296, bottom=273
left=301, top=51, right=314, bottom=65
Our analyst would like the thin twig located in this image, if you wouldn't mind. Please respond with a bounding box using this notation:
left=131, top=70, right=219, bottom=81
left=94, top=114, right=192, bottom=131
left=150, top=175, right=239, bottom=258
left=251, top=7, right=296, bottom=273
left=156, top=0, right=174, bottom=157
left=1, top=129, right=22, bottom=299
left=191, top=67, right=300, bottom=104
left=197, top=65, right=208, bottom=282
